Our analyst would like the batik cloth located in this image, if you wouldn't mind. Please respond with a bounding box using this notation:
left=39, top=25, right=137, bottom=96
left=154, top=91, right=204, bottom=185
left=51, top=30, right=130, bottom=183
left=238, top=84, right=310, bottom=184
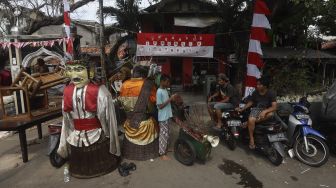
left=249, top=107, right=263, bottom=118
left=159, top=120, right=170, bottom=155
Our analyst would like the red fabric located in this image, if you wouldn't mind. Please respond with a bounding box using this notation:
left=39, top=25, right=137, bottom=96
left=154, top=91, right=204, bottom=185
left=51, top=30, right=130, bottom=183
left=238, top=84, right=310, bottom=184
left=137, top=33, right=215, bottom=46
left=63, top=84, right=75, bottom=112
left=73, top=118, right=101, bottom=131
left=251, top=27, right=269, bottom=43
left=254, top=0, right=271, bottom=15
left=66, top=39, right=73, bottom=55
left=248, top=52, right=264, bottom=68
left=245, top=75, right=257, bottom=87
left=63, top=83, right=100, bottom=112
left=64, top=12, right=71, bottom=26
left=0, top=70, right=12, bottom=86
left=84, top=83, right=100, bottom=112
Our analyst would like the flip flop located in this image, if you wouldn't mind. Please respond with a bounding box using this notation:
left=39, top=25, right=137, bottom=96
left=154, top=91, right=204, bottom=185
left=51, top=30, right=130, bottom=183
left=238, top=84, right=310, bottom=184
left=249, top=143, right=256, bottom=150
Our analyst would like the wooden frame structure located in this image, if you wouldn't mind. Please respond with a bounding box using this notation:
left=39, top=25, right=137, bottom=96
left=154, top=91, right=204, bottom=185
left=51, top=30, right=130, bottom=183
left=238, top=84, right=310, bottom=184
left=0, top=67, right=68, bottom=121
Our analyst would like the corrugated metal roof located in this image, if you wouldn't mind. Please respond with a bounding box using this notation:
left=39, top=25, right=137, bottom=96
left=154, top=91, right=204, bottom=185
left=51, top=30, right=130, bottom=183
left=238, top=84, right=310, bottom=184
left=143, top=0, right=217, bottom=13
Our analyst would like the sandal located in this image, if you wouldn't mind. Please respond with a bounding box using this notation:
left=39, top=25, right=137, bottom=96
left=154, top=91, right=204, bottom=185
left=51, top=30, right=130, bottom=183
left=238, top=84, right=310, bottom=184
left=249, top=143, right=256, bottom=150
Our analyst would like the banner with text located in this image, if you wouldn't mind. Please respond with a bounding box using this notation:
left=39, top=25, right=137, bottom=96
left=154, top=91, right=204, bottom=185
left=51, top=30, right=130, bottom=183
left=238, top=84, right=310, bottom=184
left=136, top=33, right=215, bottom=58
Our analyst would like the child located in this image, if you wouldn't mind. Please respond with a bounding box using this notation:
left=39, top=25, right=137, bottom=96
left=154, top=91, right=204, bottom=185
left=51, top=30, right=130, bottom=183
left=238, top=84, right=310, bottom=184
left=156, top=75, right=176, bottom=160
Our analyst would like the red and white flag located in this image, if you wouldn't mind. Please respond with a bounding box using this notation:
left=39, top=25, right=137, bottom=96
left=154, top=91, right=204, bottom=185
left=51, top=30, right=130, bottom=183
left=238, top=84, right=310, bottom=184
left=136, top=33, right=215, bottom=58
left=244, top=0, right=271, bottom=97
left=63, top=0, right=73, bottom=60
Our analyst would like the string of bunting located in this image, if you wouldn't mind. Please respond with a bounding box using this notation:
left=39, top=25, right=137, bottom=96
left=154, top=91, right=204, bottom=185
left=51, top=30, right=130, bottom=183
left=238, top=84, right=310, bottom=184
left=0, top=38, right=70, bottom=50
left=108, top=25, right=250, bottom=36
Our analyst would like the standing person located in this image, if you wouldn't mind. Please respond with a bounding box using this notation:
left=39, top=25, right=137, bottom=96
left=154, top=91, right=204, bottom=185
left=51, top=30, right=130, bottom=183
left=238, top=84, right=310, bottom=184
left=237, top=77, right=277, bottom=149
left=156, top=75, right=177, bottom=160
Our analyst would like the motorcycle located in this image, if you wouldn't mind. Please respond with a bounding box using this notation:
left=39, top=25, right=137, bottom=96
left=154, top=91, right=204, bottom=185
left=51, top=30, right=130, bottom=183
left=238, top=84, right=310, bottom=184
left=276, top=98, right=329, bottom=167
left=253, top=118, right=287, bottom=166
left=48, top=123, right=66, bottom=168
left=220, top=110, right=244, bottom=150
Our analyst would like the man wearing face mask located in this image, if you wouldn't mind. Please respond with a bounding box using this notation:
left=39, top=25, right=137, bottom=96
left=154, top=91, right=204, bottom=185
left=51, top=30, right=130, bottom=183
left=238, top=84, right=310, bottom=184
left=57, top=60, right=121, bottom=178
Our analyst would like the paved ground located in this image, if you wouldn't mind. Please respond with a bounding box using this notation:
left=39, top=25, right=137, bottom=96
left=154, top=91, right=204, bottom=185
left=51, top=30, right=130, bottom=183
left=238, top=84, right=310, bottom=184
left=0, top=92, right=335, bottom=188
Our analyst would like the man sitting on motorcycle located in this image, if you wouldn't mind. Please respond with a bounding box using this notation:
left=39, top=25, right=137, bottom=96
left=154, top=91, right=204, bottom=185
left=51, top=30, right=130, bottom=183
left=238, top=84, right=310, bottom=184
left=208, top=74, right=239, bottom=130
left=237, top=77, right=277, bottom=149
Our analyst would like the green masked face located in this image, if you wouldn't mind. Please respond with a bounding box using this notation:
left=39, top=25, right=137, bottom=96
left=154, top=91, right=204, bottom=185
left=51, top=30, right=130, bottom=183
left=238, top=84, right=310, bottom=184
left=65, top=64, right=89, bottom=88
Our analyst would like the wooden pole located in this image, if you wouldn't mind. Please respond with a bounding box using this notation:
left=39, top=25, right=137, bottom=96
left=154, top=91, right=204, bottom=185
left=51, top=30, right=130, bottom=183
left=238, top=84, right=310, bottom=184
left=323, top=63, right=326, bottom=86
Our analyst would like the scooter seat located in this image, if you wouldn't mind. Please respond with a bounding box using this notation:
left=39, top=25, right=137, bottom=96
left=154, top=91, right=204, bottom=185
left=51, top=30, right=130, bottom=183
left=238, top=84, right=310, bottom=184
left=259, top=121, right=281, bottom=126
left=255, top=121, right=282, bottom=133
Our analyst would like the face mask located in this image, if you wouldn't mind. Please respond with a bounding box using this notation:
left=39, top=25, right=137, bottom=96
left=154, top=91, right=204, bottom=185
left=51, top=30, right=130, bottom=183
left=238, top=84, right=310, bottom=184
left=65, top=64, right=89, bottom=88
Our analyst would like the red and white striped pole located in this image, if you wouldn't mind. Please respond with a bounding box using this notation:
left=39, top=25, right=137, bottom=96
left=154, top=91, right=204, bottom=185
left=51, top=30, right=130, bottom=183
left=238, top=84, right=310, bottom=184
left=244, top=0, right=271, bottom=97
left=63, top=0, right=73, bottom=61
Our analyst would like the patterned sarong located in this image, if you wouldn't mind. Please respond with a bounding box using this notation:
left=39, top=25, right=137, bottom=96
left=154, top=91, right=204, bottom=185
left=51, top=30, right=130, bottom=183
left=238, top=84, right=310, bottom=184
left=159, top=120, right=170, bottom=155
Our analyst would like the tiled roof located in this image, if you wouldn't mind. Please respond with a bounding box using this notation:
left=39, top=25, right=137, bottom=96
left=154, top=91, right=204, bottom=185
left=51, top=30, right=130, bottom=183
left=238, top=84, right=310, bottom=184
left=322, top=41, right=336, bottom=50
left=80, top=44, right=113, bottom=56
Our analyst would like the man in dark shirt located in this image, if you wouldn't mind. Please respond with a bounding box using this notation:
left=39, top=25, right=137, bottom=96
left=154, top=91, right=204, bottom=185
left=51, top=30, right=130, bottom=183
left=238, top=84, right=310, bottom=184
left=208, top=74, right=239, bottom=129
left=237, top=77, right=277, bottom=149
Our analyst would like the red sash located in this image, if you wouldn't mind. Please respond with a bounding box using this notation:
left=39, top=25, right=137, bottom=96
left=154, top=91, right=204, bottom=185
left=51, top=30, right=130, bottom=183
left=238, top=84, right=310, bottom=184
left=63, top=83, right=100, bottom=112
left=73, top=118, right=101, bottom=131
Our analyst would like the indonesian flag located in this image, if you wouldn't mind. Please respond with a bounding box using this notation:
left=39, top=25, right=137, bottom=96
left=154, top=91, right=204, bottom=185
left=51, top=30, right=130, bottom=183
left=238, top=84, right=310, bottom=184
left=244, top=0, right=271, bottom=97
left=136, top=33, right=215, bottom=58
left=63, top=0, right=73, bottom=60
left=248, top=39, right=263, bottom=55
left=252, top=14, right=271, bottom=29
left=254, top=0, right=271, bottom=15
left=251, top=27, right=269, bottom=43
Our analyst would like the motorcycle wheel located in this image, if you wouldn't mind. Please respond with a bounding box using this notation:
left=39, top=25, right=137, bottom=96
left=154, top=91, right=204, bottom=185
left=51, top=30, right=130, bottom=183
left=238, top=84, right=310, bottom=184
left=294, top=135, right=329, bottom=167
left=49, top=143, right=66, bottom=168
left=267, top=147, right=283, bottom=166
left=227, top=136, right=237, bottom=150
left=174, top=139, right=196, bottom=166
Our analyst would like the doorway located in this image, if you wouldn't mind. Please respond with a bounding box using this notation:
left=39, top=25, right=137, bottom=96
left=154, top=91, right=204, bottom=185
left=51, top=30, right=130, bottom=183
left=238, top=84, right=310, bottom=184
left=170, top=58, right=183, bottom=85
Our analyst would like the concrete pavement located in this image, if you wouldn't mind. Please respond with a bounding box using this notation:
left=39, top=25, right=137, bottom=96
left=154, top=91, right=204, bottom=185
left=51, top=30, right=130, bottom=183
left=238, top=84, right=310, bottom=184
left=0, top=92, right=335, bottom=188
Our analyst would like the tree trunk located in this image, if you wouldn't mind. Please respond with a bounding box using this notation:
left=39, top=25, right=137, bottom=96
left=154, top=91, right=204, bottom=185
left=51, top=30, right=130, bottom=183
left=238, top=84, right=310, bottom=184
left=25, top=0, right=95, bottom=34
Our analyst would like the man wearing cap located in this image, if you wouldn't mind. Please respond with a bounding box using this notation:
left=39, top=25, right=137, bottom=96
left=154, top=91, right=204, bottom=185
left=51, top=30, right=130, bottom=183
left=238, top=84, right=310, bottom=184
left=208, top=73, right=239, bottom=130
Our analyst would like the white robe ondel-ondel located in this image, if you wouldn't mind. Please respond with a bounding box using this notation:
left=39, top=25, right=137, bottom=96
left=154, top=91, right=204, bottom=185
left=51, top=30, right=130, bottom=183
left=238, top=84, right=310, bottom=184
left=57, top=84, right=121, bottom=158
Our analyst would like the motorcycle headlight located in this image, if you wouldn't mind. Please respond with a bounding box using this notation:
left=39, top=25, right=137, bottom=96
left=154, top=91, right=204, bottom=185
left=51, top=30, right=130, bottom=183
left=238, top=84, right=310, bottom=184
left=295, top=114, right=310, bottom=120
left=222, top=112, right=229, bottom=118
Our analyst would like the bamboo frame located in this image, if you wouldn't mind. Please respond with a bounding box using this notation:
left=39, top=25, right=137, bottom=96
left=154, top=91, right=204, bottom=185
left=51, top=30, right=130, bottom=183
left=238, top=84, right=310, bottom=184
left=0, top=68, right=66, bottom=121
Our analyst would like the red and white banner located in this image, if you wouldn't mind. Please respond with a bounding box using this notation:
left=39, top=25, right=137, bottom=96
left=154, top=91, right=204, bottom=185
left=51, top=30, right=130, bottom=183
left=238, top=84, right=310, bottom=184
left=63, top=0, right=73, bottom=60
left=0, top=38, right=65, bottom=49
left=136, top=33, right=215, bottom=58
left=244, top=0, right=271, bottom=97
left=252, top=14, right=271, bottom=29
